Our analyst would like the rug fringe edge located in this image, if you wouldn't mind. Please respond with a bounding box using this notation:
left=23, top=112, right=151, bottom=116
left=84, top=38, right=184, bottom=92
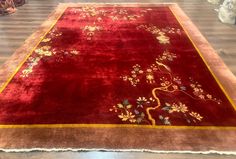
left=0, top=148, right=236, bottom=155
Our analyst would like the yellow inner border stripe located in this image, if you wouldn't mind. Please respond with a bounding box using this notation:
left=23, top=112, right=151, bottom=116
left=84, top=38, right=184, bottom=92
left=0, top=124, right=236, bottom=129
left=0, top=7, right=67, bottom=93
left=0, top=5, right=235, bottom=129
left=169, top=6, right=236, bottom=111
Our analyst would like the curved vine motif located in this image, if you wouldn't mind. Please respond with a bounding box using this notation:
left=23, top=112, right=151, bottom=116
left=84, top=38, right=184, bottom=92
left=110, top=50, right=222, bottom=126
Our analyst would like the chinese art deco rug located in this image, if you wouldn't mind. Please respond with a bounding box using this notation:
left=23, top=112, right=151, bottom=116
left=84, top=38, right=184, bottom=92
left=0, top=3, right=236, bottom=153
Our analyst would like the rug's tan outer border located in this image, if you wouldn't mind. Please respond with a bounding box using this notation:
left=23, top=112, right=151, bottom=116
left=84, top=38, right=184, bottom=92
left=0, top=3, right=236, bottom=152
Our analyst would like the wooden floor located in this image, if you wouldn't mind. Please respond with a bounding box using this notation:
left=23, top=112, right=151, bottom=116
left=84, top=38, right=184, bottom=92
left=0, top=0, right=236, bottom=158
left=0, top=0, right=236, bottom=75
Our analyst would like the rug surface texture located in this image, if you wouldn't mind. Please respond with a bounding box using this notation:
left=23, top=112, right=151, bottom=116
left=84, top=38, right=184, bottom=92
left=0, top=3, right=236, bottom=152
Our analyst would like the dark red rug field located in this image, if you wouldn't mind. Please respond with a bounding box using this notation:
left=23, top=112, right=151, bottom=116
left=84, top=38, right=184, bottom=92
left=0, top=3, right=235, bottom=152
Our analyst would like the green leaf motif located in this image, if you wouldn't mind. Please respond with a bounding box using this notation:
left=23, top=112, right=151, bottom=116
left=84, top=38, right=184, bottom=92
left=123, top=99, right=129, bottom=106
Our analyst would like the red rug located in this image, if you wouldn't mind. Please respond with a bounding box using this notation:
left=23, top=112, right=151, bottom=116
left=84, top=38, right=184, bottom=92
left=0, top=3, right=236, bottom=152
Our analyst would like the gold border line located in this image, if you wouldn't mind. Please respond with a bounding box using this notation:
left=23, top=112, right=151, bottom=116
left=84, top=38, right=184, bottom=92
left=169, top=6, right=236, bottom=111
left=0, top=5, right=235, bottom=129
left=0, top=123, right=236, bottom=129
left=0, top=7, right=67, bottom=93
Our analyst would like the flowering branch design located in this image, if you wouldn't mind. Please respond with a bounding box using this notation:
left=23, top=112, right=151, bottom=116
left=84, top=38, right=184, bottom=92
left=72, top=6, right=152, bottom=22
left=137, top=25, right=182, bottom=44
left=111, top=50, right=221, bottom=126
left=20, top=29, right=80, bottom=78
left=109, top=99, right=150, bottom=124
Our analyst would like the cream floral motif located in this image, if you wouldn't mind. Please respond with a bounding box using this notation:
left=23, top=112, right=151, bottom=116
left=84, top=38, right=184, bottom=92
left=108, top=8, right=153, bottom=21
left=72, top=7, right=106, bottom=19
left=110, top=98, right=204, bottom=125
left=137, top=25, right=182, bottom=44
left=21, top=29, right=62, bottom=77
left=73, top=6, right=152, bottom=22
left=118, top=112, right=136, bottom=123
left=166, top=102, right=188, bottom=113
left=109, top=13, right=143, bottom=21
left=81, top=6, right=100, bottom=17
left=189, top=112, right=203, bottom=121
left=111, top=50, right=221, bottom=126
left=42, top=38, right=51, bottom=43
left=189, top=78, right=221, bottom=104
left=121, top=50, right=176, bottom=86
left=162, top=102, right=204, bottom=123
left=48, top=28, right=62, bottom=37
left=157, top=50, right=177, bottom=61
left=121, top=64, right=144, bottom=86
left=21, top=45, right=53, bottom=78
left=83, top=25, right=102, bottom=40
left=161, top=27, right=181, bottom=35
left=21, top=38, right=80, bottom=78
left=146, top=71, right=155, bottom=84
left=21, top=57, right=40, bottom=78
left=22, top=6, right=154, bottom=77
left=35, top=46, right=52, bottom=56
left=109, top=99, right=149, bottom=124
left=70, top=50, right=80, bottom=55
left=137, top=25, right=169, bottom=44
left=156, top=34, right=170, bottom=44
